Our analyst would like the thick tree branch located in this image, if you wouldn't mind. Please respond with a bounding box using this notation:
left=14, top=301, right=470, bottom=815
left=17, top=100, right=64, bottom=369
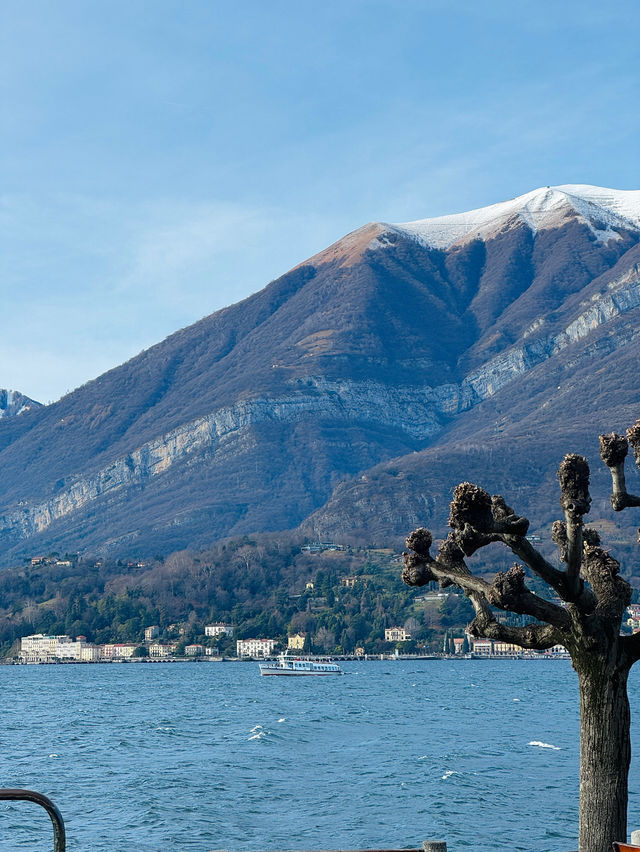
left=600, top=431, right=640, bottom=511
left=486, top=564, right=570, bottom=629
left=446, top=481, right=596, bottom=610
left=402, top=531, right=486, bottom=596
left=504, top=532, right=597, bottom=611
left=581, top=545, right=631, bottom=621
left=557, top=454, right=590, bottom=590
left=466, top=582, right=562, bottom=651
left=627, top=420, right=640, bottom=469
left=620, top=633, right=640, bottom=665
left=467, top=598, right=563, bottom=650
left=403, top=529, right=571, bottom=630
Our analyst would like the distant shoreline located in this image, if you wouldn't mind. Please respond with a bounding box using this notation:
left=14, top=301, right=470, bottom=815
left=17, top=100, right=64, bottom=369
left=4, top=652, right=572, bottom=665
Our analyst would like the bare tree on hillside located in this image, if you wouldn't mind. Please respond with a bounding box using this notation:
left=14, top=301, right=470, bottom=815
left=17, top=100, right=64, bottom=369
left=401, top=420, right=640, bottom=852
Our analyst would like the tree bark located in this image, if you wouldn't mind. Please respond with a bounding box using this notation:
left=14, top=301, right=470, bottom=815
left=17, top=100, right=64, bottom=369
left=576, top=658, right=631, bottom=852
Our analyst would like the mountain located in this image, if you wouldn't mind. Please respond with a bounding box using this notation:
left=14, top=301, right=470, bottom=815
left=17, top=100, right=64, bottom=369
left=0, top=390, right=42, bottom=419
left=303, top=187, right=640, bottom=546
left=1, top=185, right=639, bottom=565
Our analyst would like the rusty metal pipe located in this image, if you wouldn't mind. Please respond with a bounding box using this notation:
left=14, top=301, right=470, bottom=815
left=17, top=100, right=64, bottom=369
left=0, top=788, right=66, bottom=852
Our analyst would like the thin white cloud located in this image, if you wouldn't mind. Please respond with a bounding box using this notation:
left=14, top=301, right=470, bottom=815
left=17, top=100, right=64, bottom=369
left=115, top=200, right=283, bottom=305
left=0, top=192, right=351, bottom=402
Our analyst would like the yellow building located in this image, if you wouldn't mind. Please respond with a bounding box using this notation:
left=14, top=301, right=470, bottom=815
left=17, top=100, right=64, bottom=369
left=385, top=627, right=411, bottom=643
left=288, top=633, right=305, bottom=650
left=492, top=641, right=524, bottom=656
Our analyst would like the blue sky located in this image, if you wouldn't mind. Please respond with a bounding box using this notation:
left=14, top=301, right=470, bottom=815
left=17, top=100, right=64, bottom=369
left=2, top=0, right=639, bottom=403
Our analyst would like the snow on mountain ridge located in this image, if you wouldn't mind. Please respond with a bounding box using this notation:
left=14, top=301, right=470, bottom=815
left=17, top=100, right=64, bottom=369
left=390, top=185, right=640, bottom=250
left=0, top=388, right=42, bottom=418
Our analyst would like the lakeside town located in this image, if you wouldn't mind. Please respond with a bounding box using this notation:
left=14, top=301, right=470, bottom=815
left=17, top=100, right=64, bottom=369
left=7, top=544, right=640, bottom=666
left=13, top=601, right=640, bottom=664
left=2, top=625, right=598, bottom=664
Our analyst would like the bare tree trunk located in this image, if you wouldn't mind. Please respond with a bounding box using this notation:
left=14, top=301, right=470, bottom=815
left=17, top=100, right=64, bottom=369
left=577, top=660, right=630, bottom=852
left=402, top=437, right=640, bottom=850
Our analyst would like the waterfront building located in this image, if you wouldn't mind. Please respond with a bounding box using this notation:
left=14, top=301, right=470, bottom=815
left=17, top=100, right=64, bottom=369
left=21, top=634, right=69, bottom=661
left=81, top=644, right=100, bottom=662
left=471, top=639, right=493, bottom=656
left=100, top=644, right=116, bottom=659
left=100, top=643, right=137, bottom=660
left=149, top=643, right=172, bottom=658
left=19, top=634, right=98, bottom=663
left=236, top=638, right=276, bottom=658
left=185, top=644, right=205, bottom=656
left=493, top=641, right=525, bottom=656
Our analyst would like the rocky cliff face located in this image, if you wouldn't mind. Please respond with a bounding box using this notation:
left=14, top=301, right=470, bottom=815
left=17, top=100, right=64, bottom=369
left=1, top=185, right=639, bottom=563
left=0, top=389, right=41, bottom=419
left=303, top=248, right=640, bottom=545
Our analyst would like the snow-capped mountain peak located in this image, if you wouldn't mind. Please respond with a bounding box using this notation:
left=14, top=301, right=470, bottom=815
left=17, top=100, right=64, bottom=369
left=391, top=185, right=640, bottom=250
left=0, top=389, right=42, bottom=418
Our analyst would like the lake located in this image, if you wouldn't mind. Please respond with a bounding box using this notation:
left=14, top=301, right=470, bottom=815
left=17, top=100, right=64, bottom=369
left=1, top=659, right=639, bottom=851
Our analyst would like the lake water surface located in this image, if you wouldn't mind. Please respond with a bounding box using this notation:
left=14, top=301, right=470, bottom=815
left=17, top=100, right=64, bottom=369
left=1, top=659, right=640, bottom=851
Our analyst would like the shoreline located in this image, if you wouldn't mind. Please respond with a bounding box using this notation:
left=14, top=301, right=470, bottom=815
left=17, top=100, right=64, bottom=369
left=4, top=652, right=573, bottom=665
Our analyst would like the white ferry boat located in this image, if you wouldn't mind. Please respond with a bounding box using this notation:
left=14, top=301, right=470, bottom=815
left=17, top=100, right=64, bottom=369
left=258, top=653, right=343, bottom=676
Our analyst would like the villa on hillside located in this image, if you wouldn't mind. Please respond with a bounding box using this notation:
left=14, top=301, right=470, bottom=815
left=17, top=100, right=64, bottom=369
left=287, top=633, right=305, bottom=650
left=205, top=623, right=233, bottom=637
left=385, top=627, right=411, bottom=643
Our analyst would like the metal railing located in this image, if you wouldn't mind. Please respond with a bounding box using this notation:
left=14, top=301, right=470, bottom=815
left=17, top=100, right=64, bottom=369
left=0, top=790, right=450, bottom=852
left=0, top=788, right=66, bottom=851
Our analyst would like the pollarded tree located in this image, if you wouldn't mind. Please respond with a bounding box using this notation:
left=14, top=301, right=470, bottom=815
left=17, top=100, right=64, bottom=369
left=401, top=421, right=640, bottom=852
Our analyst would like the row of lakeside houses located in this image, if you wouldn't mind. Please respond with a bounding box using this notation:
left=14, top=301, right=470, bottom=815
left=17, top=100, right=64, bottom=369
left=20, top=632, right=301, bottom=663
left=19, top=626, right=231, bottom=664
left=18, top=632, right=573, bottom=663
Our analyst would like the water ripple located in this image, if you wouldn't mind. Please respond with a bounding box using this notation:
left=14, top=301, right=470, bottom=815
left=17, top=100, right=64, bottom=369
left=0, top=659, right=632, bottom=851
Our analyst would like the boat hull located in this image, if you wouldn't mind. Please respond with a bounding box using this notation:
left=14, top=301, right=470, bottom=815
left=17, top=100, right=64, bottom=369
left=259, top=667, right=341, bottom=676
left=258, top=656, right=343, bottom=676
